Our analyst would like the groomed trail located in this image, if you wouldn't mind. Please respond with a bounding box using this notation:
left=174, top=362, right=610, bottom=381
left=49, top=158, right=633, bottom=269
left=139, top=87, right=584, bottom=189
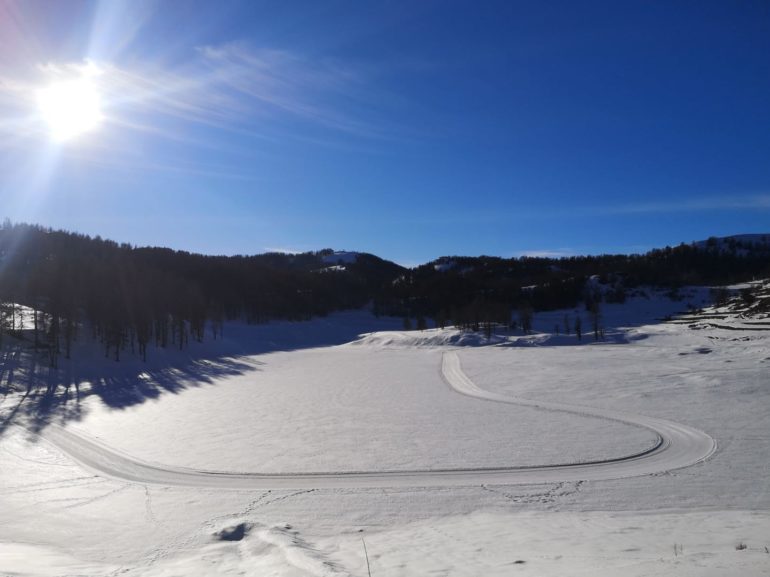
left=32, top=351, right=716, bottom=489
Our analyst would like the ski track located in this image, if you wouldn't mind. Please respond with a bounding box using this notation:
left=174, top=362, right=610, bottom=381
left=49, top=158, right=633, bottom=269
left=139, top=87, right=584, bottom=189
left=27, top=351, right=716, bottom=489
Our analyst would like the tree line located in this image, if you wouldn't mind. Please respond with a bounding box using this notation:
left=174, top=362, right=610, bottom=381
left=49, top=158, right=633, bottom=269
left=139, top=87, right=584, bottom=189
left=377, top=240, right=770, bottom=329
left=2, top=222, right=768, bottom=365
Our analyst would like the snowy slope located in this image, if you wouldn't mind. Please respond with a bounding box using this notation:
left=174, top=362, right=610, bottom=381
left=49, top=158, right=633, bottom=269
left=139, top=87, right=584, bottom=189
left=1, top=289, right=769, bottom=575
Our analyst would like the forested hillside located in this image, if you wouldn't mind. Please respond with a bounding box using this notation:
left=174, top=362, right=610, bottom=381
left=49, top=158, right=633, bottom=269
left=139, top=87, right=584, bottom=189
left=1, top=222, right=768, bottom=365
left=0, top=223, right=402, bottom=364
left=379, top=236, right=770, bottom=327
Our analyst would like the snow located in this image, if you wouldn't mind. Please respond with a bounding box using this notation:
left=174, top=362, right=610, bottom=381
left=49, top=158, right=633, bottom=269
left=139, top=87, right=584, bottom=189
left=1, top=289, right=769, bottom=575
left=319, top=264, right=346, bottom=272
left=55, top=347, right=662, bottom=476
left=320, top=251, right=359, bottom=265
left=433, top=259, right=457, bottom=272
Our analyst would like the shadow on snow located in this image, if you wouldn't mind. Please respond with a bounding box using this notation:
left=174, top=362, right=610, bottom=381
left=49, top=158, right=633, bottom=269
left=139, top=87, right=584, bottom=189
left=0, top=311, right=405, bottom=439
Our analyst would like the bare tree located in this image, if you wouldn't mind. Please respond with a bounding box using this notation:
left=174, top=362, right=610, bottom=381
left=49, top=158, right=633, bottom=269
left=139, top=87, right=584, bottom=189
left=575, top=315, right=582, bottom=341
left=589, top=301, right=602, bottom=341
left=518, top=304, right=533, bottom=334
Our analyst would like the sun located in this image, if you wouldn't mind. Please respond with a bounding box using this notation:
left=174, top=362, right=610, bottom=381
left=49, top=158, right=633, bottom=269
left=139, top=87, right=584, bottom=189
left=37, top=76, right=104, bottom=141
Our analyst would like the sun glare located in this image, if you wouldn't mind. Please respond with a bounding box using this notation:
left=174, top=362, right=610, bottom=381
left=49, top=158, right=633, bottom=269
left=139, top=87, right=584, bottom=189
left=37, top=76, right=104, bottom=141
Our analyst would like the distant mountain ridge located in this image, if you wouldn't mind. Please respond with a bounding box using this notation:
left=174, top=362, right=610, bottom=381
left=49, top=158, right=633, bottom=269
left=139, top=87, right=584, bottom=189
left=692, top=234, right=770, bottom=252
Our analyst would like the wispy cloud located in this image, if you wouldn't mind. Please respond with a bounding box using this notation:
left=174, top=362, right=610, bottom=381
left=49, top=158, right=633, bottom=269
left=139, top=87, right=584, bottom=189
left=513, top=249, right=575, bottom=258
left=193, top=42, right=388, bottom=137
left=595, top=194, right=770, bottom=216
left=110, top=42, right=396, bottom=140
left=0, top=42, right=396, bottom=145
left=61, top=151, right=268, bottom=182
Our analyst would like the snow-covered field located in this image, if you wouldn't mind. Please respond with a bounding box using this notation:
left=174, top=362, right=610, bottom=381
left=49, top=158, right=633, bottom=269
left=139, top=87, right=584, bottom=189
left=1, top=289, right=769, bottom=576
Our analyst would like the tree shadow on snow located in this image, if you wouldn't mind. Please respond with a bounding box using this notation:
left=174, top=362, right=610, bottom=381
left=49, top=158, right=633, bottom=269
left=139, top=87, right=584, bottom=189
left=0, top=344, right=262, bottom=439
left=0, top=311, right=404, bottom=439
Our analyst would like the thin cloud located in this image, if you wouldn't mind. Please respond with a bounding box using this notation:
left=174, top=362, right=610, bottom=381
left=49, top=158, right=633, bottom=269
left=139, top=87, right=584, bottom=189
left=596, top=194, right=770, bottom=216
left=0, top=42, right=398, bottom=145
left=103, top=42, right=396, bottom=139
left=195, top=42, right=388, bottom=137
left=513, top=249, right=575, bottom=258
left=0, top=76, right=30, bottom=97
left=63, top=151, right=267, bottom=182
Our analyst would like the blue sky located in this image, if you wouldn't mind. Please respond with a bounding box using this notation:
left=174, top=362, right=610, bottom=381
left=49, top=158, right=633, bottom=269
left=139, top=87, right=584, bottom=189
left=1, top=1, right=768, bottom=265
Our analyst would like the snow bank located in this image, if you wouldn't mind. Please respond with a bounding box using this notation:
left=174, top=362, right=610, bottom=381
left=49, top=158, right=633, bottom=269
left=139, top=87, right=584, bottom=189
left=350, top=328, right=507, bottom=348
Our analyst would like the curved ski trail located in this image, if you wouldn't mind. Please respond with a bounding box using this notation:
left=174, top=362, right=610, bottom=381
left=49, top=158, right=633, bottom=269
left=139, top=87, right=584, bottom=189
left=34, top=351, right=715, bottom=488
